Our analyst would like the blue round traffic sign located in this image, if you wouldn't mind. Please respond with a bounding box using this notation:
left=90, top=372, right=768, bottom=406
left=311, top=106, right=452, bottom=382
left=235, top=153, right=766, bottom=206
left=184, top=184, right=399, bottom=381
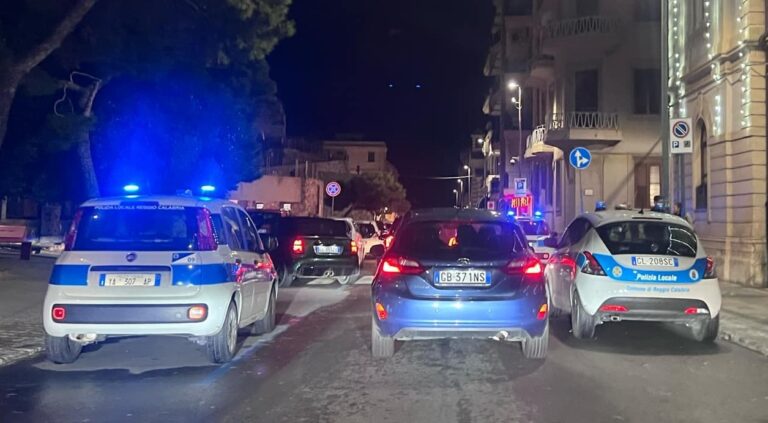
left=569, top=147, right=592, bottom=170
left=325, top=181, right=342, bottom=197
left=672, top=120, right=690, bottom=138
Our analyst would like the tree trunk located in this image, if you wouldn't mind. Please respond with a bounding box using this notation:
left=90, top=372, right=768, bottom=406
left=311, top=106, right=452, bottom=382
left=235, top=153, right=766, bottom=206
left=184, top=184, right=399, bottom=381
left=76, top=81, right=102, bottom=198
left=0, top=0, right=99, bottom=152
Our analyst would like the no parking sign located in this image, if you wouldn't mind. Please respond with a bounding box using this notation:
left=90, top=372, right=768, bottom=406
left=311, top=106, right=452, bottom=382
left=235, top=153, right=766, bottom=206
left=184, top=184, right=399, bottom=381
left=670, top=118, right=693, bottom=154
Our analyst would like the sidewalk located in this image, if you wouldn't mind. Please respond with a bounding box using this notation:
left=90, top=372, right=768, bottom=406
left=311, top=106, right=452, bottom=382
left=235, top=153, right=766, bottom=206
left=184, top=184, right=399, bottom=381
left=718, top=282, right=768, bottom=357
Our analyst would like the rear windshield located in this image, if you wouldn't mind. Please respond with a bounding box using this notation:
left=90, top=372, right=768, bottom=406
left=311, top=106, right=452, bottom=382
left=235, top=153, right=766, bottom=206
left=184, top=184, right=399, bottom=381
left=73, top=205, right=201, bottom=251
left=518, top=220, right=550, bottom=236
left=596, top=221, right=698, bottom=257
left=356, top=223, right=377, bottom=238
left=249, top=211, right=281, bottom=234
left=280, top=218, right=348, bottom=237
left=392, top=220, right=526, bottom=261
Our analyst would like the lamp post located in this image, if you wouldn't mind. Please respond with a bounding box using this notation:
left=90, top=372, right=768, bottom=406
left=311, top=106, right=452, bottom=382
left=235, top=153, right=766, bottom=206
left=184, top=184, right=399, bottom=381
left=463, top=165, right=472, bottom=207
left=507, top=80, right=523, bottom=178
left=456, top=178, right=464, bottom=205
left=452, top=189, right=459, bottom=207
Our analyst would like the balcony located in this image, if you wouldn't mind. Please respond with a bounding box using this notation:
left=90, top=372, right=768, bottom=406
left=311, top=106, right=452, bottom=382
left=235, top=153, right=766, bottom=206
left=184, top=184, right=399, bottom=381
left=544, top=111, right=622, bottom=150
left=525, top=125, right=556, bottom=158
left=541, top=16, right=622, bottom=56
left=529, top=54, right=555, bottom=81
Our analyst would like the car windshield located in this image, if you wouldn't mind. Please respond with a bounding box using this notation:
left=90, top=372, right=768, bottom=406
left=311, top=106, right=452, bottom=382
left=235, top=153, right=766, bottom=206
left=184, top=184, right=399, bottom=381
left=249, top=211, right=281, bottom=235
left=391, top=220, right=525, bottom=261
left=72, top=206, right=201, bottom=251
left=518, top=220, right=550, bottom=236
left=596, top=221, right=698, bottom=257
left=281, top=217, right=348, bottom=237
left=356, top=223, right=377, bottom=238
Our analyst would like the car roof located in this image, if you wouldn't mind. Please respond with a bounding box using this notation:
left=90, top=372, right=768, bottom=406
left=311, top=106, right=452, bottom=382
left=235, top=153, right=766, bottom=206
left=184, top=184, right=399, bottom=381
left=578, top=210, right=693, bottom=229
left=406, top=208, right=507, bottom=223
left=80, top=195, right=238, bottom=212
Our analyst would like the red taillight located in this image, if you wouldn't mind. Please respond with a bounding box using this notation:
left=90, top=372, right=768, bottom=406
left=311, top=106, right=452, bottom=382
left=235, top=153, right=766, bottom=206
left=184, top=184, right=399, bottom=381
left=703, top=256, right=716, bottom=279
left=581, top=251, right=606, bottom=276
left=505, top=256, right=544, bottom=277
left=685, top=307, right=708, bottom=315
left=375, top=302, right=388, bottom=320
left=64, top=209, right=83, bottom=251
left=600, top=304, right=628, bottom=312
left=52, top=306, right=66, bottom=321
left=195, top=208, right=217, bottom=251
left=292, top=239, right=304, bottom=255
left=351, top=240, right=358, bottom=255
left=537, top=303, right=548, bottom=320
left=378, top=256, right=424, bottom=275
left=187, top=305, right=207, bottom=321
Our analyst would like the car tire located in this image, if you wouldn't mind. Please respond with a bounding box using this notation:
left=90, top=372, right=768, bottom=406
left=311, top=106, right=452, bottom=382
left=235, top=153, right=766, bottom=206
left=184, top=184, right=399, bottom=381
left=207, top=302, right=238, bottom=363
left=278, top=266, right=294, bottom=288
left=522, top=322, right=549, bottom=359
left=337, top=275, right=357, bottom=285
left=571, top=291, right=596, bottom=339
left=252, top=289, right=276, bottom=336
left=371, top=317, right=394, bottom=358
left=44, top=334, right=82, bottom=364
left=691, top=315, right=719, bottom=342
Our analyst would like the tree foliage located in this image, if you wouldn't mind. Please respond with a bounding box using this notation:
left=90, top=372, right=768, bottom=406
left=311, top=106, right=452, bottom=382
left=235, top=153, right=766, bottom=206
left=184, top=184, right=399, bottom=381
left=326, top=172, right=409, bottom=215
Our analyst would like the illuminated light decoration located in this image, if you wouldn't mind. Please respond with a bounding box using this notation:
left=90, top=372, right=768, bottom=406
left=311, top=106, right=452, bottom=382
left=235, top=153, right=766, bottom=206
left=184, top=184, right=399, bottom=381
left=123, top=184, right=140, bottom=193
left=714, top=95, right=722, bottom=134
left=200, top=184, right=216, bottom=193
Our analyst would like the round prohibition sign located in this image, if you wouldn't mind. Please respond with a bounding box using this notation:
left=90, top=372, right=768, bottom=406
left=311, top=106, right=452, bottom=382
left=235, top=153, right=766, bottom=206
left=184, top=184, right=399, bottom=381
left=672, top=121, right=690, bottom=138
left=325, top=181, right=342, bottom=197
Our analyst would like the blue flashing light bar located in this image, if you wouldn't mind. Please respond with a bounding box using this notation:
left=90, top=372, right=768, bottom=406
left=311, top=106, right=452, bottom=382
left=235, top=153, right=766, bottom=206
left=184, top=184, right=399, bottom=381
left=534, top=211, right=543, bottom=218
left=200, top=185, right=216, bottom=193
left=123, top=184, right=140, bottom=193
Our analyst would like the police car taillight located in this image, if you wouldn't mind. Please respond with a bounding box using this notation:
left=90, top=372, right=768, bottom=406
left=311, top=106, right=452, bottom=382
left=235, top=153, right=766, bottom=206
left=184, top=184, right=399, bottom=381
left=581, top=251, right=606, bottom=276
left=63, top=209, right=83, bottom=251
left=703, top=256, right=716, bottom=279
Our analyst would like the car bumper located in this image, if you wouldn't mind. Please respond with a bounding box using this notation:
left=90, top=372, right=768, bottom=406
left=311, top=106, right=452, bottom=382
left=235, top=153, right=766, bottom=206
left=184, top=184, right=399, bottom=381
left=594, top=297, right=713, bottom=323
left=372, top=289, right=548, bottom=340
left=576, top=275, right=722, bottom=318
left=43, top=284, right=235, bottom=337
left=292, top=257, right=360, bottom=278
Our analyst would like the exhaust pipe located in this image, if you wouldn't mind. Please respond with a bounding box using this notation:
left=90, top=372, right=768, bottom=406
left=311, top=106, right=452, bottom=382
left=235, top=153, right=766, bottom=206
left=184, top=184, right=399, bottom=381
left=609, top=315, right=621, bottom=322
left=69, top=333, right=97, bottom=344
left=491, top=330, right=509, bottom=341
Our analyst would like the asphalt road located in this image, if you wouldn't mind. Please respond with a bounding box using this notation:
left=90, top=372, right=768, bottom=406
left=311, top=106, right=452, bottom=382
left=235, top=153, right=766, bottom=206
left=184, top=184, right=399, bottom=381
left=1, top=263, right=767, bottom=423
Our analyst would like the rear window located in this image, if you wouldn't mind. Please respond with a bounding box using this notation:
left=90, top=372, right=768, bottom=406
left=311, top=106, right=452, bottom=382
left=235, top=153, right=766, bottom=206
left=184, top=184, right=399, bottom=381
left=356, top=223, right=377, bottom=238
left=72, top=205, right=202, bottom=251
left=596, top=221, right=698, bottom=257
left=519, top=220, right=550, bottom=236
left=281, top=218, right=348, bottom=237
left=392, top=220, right=526, bottom=261
left=249, top=211, right=281, bottom=235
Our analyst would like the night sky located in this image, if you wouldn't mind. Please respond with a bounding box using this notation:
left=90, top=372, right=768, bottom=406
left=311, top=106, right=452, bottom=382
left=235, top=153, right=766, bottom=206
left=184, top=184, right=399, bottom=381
left=269, top=0, right=494, bottom=208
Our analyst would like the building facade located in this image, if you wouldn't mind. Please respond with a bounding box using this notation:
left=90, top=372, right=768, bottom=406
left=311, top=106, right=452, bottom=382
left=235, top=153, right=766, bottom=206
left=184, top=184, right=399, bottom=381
left=669, top=0, right=767, bottom=287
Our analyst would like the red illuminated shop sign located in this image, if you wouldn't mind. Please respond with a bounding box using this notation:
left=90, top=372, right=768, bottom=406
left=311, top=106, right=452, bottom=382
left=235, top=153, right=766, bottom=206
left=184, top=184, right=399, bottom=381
left=510, top=195, right=532, bottom=209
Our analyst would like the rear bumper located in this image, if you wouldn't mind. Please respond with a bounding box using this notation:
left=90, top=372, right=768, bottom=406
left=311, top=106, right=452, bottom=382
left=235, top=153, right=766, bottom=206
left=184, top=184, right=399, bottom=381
left=50, top=303, right=208, bottom=324
left=595, top=297, right=712, bottom=323
left=372, top=287, right=548, bottom=340
left=292, top=257, right=360, bottom=278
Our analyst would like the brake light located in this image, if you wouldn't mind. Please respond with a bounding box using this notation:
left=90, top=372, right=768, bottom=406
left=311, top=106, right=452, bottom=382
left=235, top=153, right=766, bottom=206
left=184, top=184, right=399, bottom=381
left=195, top=208, right=217, bottom=251
left=581, top=251, right=606, bottom=276
left=378, top=256, right=424, bottom=275
left=351, top=240, right=358, bottom=255
left=52, top=305, right=66, bottom=321
left=505, top=256, right=543, bottom=276
left=600, top=304, right=628, bottom=312
left=703, top=256, right=716, bottom=279
left=375, top=302, right=388, bottom=320
left=292, top=239, right=304, bottom=255
left=64, top=209, right=83, bottom=251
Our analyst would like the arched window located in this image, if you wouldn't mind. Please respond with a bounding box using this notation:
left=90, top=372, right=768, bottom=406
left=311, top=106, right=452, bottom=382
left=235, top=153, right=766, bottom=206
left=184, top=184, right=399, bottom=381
left=696, top=122, right=708, bottom=209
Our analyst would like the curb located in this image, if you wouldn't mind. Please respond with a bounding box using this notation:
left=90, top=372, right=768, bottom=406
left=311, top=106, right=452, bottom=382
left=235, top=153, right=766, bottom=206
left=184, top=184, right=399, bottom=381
left=718, top=311, right=768, bottom=357
left=0, top=347, right=43, bottom=367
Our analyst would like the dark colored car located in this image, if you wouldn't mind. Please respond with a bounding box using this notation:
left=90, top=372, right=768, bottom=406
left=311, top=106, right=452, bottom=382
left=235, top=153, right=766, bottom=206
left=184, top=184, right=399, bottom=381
left=248, top=209, right=284, bottom=237
left=370, top=208, right=549, bottom=359
left=270, top=217, right=360, bottom=287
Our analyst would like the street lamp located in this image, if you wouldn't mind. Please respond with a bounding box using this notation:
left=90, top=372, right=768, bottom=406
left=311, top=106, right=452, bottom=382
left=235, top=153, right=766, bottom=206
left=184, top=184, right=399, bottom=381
left=452, top=189, right=459, bottom=207
left=507, top=80, right=523, bottom=178
left=456, top=178, right=464, bottom=195
left=463, top=165, right=472, bottom=208
left=476, top=137, right=484, bottom=144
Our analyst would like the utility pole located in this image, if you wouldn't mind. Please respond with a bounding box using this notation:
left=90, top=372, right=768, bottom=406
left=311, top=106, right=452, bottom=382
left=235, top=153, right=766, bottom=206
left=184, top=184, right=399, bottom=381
left=661, top=0, right=670, bottom=206
left=499, top=0, right=507, bottom=192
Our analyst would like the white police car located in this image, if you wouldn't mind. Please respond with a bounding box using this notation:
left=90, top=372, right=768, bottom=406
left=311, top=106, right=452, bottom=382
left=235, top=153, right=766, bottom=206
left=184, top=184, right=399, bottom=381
left=43, top=189, right=278, bottom=364
left=546, top=210, right=721, bottom=342
left=516, top=212, right=557, bottom=263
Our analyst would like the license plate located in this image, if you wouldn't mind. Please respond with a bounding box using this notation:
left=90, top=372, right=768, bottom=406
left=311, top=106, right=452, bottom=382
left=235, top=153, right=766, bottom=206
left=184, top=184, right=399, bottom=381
left=100, top=273, right=158, bottom=287
left=314, top=245, right=342, bottom=255
left=631, top=256, right=679, bottom=267
left=434, top=270, right=489, bottom=285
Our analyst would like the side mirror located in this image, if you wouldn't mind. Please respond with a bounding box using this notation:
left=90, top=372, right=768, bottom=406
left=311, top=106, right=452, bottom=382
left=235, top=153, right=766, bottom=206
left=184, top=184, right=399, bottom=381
left=543, top=237, right=559, bottom=248
left=370, top=244, right=386, bottom=259
left=266, top=237, right=279, bottom=252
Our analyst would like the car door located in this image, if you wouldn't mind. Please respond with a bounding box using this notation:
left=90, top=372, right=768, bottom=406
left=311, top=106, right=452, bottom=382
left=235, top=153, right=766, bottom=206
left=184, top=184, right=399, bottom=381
left=221, top=207, right=256, bottom=323
left=558, top=218, right=591, bottom=311
left=237, top=209, right=275, bottom=320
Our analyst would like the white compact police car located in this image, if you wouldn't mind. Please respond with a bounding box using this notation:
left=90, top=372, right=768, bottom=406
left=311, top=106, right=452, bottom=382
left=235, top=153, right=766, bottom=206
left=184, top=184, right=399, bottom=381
left=43, top=189, right=278, bottom=364
left=516, top=212, right=557, bottom=263
left=545, top=209, right=721, bottom=342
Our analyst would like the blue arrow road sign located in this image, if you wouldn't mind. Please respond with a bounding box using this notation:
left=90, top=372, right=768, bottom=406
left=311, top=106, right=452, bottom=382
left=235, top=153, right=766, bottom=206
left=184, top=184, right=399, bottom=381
left=569, top=147, right=592, bottom=170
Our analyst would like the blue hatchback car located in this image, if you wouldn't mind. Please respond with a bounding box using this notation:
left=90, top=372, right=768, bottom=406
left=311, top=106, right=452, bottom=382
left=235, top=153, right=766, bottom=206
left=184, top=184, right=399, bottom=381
left=370, top=209, right=549, bottom=359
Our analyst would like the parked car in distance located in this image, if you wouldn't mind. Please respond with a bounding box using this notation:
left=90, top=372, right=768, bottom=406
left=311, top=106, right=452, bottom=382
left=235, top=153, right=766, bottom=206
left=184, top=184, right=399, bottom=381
left=356, top=220, right=385, bottom=257
left=335, top=217, right=365, bottom=265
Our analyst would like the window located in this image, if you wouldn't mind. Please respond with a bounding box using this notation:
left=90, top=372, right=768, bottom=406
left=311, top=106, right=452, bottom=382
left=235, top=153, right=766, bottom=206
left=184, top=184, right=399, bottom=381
left=696, top=123, right=708, bottom=209
left=634, top=0, right=661, bottom=21
left=576, top=0, right=599, bottom=17
left=559, top=218, right=590, bottom=248
left=633, top=69, right=661, bottom=114
left=221, top=207, right=245, bottom=251
left=280, top=217, right=348, bottom=237
left=238, top=209, right=262, bottom=252
left=649, top=165, right=661, bottom=207
left=474, top=168, right=483, bottom=177
left=574, top=69, right=598, bottom=112
left=367, top=151, right=376, bottom=162
left=596, top=222, right=698, bottom=257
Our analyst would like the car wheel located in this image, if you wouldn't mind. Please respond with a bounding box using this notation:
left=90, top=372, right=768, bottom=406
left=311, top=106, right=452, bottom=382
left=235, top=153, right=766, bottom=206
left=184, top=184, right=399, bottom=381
left=371, top=317, right=394, bottom=358
left=691, top=315, right=719, bottom=342
left=44, top=334, right=82, bottom=364
left=252, top=289, right=276, bottom=335
left=522, top=322, right=549, bottom=359
left=207, top=302, right=238, bottom=363
left=278, top=266, right=294, bottom=288
left=571, top=291, right=596, bottom=339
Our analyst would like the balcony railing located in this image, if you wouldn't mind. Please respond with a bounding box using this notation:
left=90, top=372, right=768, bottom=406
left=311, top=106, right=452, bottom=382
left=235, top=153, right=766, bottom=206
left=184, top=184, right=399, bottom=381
left=547, top=112, right=620, bottom=131
left=544, top=16, right=620, bottom=39
left=527, top=125, right=548, bottom=149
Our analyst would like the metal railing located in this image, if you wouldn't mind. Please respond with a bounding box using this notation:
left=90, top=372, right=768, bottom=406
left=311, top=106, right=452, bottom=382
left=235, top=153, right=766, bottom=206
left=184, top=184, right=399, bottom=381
left=527, top=125, right=548, bottom=149
left=544, top=16, right=620, bottom=39
left=547, top=112, right=620, bottom=131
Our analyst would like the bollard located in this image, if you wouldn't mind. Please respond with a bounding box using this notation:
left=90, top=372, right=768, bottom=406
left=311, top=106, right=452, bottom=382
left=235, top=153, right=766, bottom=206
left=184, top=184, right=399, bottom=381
left=20, top=241, right=32, bottom=260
